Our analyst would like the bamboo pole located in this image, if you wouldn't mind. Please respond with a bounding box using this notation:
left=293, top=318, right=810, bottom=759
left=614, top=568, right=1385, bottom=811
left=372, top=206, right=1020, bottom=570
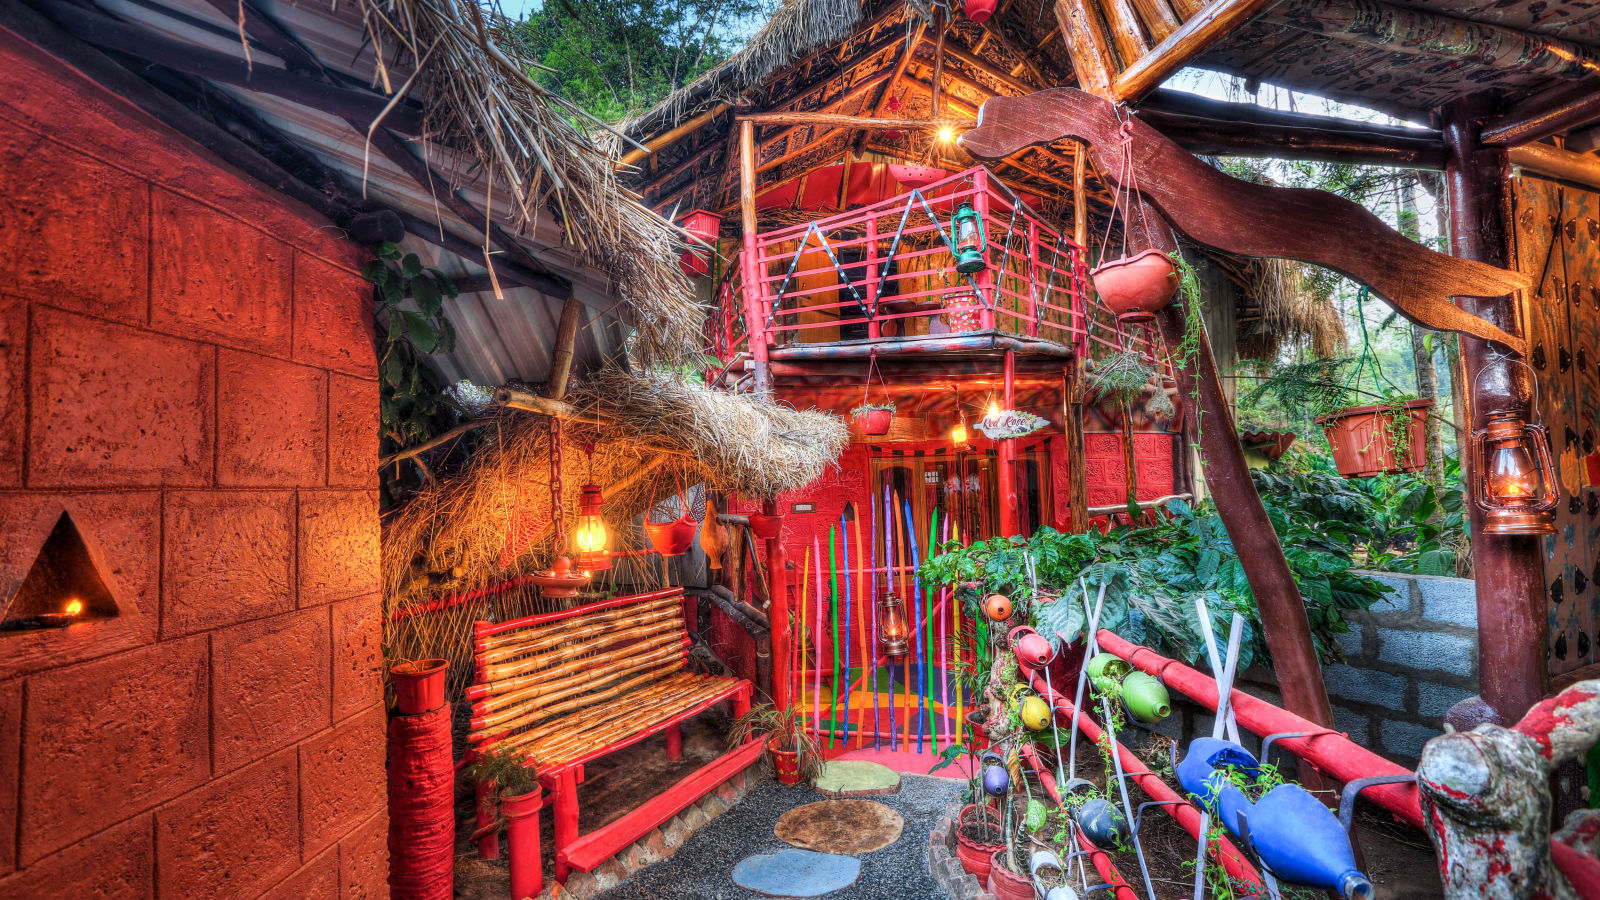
left=1112, top=0, right=1278, bottom=102
left=546, top=295, right=583, bottom=400
left=737, top=112, right=972, bottom=130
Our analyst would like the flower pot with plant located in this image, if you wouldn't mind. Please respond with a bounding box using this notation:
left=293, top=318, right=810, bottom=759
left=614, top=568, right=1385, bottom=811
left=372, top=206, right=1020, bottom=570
left=466, top=744, right=541, bottom=890
left=932, top=742, right=1008, bottom=880
left=1318, top=396, right=1432, bottom=478
left=728, top=702, right=823, bottom=786
left=851, top=403, right=896, bottom=436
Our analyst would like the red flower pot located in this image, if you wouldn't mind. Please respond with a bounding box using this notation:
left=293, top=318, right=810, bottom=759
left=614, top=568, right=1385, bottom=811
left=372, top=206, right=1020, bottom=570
left=391, top=658, right=448, bottom=715
left=769, top=739, right=802, bottom=785
left=1317, top=400, right=1433, bottom=478
left=854, top=408, right=894, bottom=436
left=987, top=850, right=1034, bottom=900
left=644, top=516, right=697, bottom=557
left=747, top=512, right=784, bottom=540
left=964, top=0, right=998, bottom=22
left=502, top=788, right=544, bottom=900
left=955, top=804, right=1005, bottom=882
left=1091, top=248, right=1177, bottom=320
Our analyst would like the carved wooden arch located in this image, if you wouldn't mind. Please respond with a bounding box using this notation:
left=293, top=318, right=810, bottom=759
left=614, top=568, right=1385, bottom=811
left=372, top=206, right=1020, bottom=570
left=960, top=88, right=1530, bottom=354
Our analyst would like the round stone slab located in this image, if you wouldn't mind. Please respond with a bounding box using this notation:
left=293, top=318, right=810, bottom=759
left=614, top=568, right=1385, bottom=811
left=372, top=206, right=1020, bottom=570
left=731, top=848, right=861, bottom=897
left=811, top=760, right=901, bottom=797
left=776, top=799, right=905, bottom=855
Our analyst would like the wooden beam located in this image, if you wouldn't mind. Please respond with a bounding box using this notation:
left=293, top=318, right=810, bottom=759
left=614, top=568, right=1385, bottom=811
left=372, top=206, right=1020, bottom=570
left=1128, top=0, right=1181, bottom=43
left=931, top=10, right=946, bottom=119
left=1054, top=0, right=1117, bottom=96
left=936, top=40, right=1041, bottom=96
left=547, top=296, right=583, bottom=400
left=619, top=103, right=730, bottom=169
left=397, top=212, right=574, bottom=300
left=977, top=20, right=1054, bottom=87
left=1100, top=0, right=1153, bottom=67
left=1483, top=81, right=1600, bottom=148
left=1568, top=127, right=1600, bottom=154
left=1111, top=0, right=1279, bottom=103
left=738, top=111, right=970, bottom=130
left=856, top=22, right=928, bottom=154
left=1508, top=141, right=1600, bottom=193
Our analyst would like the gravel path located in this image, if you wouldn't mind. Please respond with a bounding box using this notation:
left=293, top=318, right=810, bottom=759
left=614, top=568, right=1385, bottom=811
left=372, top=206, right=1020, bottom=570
left=594, top=774, right=962, bottom=900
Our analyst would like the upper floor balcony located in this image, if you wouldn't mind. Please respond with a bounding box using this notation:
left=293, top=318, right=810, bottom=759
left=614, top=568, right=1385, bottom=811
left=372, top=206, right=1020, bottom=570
left=703, top=166, right=1156, bottom=388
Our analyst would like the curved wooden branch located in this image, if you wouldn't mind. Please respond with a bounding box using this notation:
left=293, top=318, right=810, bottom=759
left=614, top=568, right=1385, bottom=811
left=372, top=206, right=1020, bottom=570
left=961, top=88, right=1529, bottom=354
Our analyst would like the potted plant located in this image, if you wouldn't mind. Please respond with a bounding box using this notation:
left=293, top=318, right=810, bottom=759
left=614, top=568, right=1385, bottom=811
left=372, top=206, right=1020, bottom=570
left=1318, top=393, right=1432, bottom=478
left=390, top=657, right=448, bottom=715
left=728, top=702, right=823, bottom=785
left=851, top=402, right=896, bottom=436
left=466, top=744, right=540, bottom=849
left=932, top=743, right=1008, bottom=881
left=746, top=509, right=785, bottom=540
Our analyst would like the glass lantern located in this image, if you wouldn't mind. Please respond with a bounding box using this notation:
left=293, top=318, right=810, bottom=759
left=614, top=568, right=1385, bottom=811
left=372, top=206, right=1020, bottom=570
left=878, top=587, right=910, bottom=659
left=1474, top=411, right=1558, bottom=535
left=573, top=482, right=612, bottom=570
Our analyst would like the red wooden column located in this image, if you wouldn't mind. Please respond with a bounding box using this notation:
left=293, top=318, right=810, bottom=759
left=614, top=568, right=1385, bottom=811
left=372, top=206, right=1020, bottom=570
left=998, top=348, right=1020, bottom=536
left=765, top=498, right=792, bottom=711
left=972, top=169, right=997, bottom=331
left=865, top=216, right=881, bottom=340
left=1442, top=96, right=1548, bottom=727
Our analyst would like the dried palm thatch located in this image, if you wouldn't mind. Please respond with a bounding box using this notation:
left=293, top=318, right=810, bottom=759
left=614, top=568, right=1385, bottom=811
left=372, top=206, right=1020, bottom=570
left=1235, top=257, right=1347, bottom=361
left=384, top=368, right=847, bottom=614
left=355, top=0, right=701, bottom=362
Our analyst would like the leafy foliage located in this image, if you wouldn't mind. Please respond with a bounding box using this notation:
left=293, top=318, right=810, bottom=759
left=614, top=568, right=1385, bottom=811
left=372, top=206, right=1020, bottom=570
left=1295, top=452, right=1469, bottom=576
left=728, top=701, right=825, bottom=782
left=1085, top=350, right=1157, bottom=406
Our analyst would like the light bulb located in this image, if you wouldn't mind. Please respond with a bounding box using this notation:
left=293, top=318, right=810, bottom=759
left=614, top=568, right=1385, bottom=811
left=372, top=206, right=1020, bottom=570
left=938, top=126, right=955, bottom=143
left=987, top=400, right=1001, bottom=417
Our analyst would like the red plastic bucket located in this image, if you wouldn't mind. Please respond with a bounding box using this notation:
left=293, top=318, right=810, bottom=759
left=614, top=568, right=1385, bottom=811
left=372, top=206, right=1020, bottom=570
left=392, top=658, right=448, bottom=715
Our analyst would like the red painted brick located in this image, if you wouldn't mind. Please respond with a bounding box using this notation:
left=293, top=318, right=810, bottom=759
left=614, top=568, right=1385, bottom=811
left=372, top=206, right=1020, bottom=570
left=332, top=595, right=384, bottom=720
left=0, top=119, right=147, bottom=325
left=260, top=845, right=339, bottom=900
left=217, top=350, right=326, bottom=487
left=299, top=491, right=380, bottom=606
left=0, top=813, right=153, bottom=900
left=28, top=308, right=213, bottom=488
left=155, top=749, right=299, bottom=900
left=0, top=679, right=18, bottom=877
left=149, top=188, right=293, bottom=357
left=300, top=705, right=385, bottom=856
left=295, top=252, right=378, bottom=376
left=329, top=374, right=378, bottom=489
left=20, top=637, right=208, bottom=864
left=0, top=297, right=25, bottom=487
left=212, top=609, right=332, bottom=773
left=162, top=491, right=293, bottom=637
left=0, top=491, right=162, bottom=681
left=340, top=809, right=390, bottom=900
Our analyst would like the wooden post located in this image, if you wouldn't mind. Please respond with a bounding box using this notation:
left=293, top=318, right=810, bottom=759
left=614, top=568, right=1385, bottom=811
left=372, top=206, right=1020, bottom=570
left=1442, top=96, right=1548, bottom=727
left=1064, top=363, right=1090, bottom=533
left=765, top=499, right=792, bottom=711
left=998, top=349, right=1021, bottom=536
left=740, top=119, right=771, bottom=394
left=547, top=295, right=582, bottom=400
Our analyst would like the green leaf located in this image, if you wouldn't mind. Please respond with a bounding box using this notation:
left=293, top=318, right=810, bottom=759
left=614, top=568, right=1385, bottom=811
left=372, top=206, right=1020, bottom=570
left=402, top=253, right=423, bottom=279
left=381, top=278, right=403, bottom=306
left=382, top=353, right=404, bottom=387
left=433, top=269, right=458, bottom=299
left=404, top=312, right=438, bottom=353
left=379, top=241, right=402, bottom=260
left=360, top=260, right=390, bottom=285
left=412, top=276, right=442, bottom=315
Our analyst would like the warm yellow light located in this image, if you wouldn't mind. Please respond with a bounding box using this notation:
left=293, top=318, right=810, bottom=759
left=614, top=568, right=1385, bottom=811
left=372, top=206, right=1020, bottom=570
left=987, top=400, right=1001, bottom=417
left=64, top=597, right=83, bottom=616
left=951, top=421, right=969, bottom=444
left=938, top=126, right=956, bottom=143
left=573, top=517, right=608, bottom=554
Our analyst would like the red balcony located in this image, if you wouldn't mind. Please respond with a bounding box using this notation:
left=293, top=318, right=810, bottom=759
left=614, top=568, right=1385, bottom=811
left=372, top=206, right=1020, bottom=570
left=705, top=165, right=1161, bottom=387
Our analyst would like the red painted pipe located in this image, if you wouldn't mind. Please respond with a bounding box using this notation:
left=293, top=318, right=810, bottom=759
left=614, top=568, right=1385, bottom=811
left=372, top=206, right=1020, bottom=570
left=388, top=703, right=455, bottom=899
left=504, top=788, right=544, bottom=900
left=1095, top=629, right=1424, bottom=830
left=1022, top=664, right=1267, bottom=894
left=1020, top=742, right=1139, bottom=900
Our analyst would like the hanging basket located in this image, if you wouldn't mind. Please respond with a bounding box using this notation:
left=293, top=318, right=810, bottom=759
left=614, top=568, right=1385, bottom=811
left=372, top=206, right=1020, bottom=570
left=1317, top=400, right=1433, bottom=478
left=1091, top=249, right=1177, bottom=321
left=852, top=407, right=895, bottom=435
left=644, top=517, right=697, bottom=557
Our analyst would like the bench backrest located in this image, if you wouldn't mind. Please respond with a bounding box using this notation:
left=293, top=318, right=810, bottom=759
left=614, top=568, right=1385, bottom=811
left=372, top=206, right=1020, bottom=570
left=468, top=588, right=689, bottom=761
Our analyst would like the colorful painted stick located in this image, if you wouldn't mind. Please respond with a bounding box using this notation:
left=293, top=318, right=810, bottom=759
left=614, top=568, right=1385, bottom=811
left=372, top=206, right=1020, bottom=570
left=893, top=489, right=913, bottom=745
left=799, top=544, right=810, bottom=710
left=812, top=533, right=824, bottom=745
left=901, top=493, right=926, bottom=753
left=869, top=497, right=881, bottom=751
left=882, top=484, right=898, bottom=751
left=827, top=525, right=840, bottom=749
left=926, top=506, right=940, bottom=751
left=838, top=511, right=852, bottom=748
left=852, top=513, right=867, bottom=749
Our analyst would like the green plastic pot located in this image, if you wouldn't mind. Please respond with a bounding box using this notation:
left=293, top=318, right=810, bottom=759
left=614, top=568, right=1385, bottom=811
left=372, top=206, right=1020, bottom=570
left=1119, top=671, right=1172, bottom=723
left=1084, top=652, right=1129, bottom=683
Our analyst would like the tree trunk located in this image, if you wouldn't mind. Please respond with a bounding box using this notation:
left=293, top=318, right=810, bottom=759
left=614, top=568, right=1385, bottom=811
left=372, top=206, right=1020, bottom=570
left=1398, top=176, right=1446, bottom=483
left=1419, top=170, right=1474, bottom=574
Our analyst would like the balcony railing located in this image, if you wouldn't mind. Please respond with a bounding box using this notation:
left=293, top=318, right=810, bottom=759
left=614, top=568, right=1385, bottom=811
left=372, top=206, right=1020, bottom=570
left=705, top=166, right=1162, bottom=377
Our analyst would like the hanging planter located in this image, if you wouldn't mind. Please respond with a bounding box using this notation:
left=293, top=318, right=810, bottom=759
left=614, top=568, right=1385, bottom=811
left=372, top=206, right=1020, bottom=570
left=1317, top=399, right=1432, bottom=478
left=964, top=0, right=998, bottom=22
left=747, top=510, right=785, bottom=540
left=391, top=658, right=448, bottom=715
left=851, top=404, right=896, bottom=436
left=1091, top=248, right=1178, bottom=321
left=645, top=476, right=698, bottom=557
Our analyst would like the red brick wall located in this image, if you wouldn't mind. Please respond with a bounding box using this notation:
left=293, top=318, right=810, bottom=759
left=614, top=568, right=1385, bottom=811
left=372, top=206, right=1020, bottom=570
left=0, top=32, right=387, bottom=899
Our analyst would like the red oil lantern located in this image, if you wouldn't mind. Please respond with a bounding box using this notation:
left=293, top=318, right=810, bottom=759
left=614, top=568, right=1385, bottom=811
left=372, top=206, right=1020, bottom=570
left=878, top=585, right=910, bottom=658
left=679, top=209, right=722, bottom=277
left=573, top=482, right=612, bottom=571
left=1474, top=410, right=1558, bottom=535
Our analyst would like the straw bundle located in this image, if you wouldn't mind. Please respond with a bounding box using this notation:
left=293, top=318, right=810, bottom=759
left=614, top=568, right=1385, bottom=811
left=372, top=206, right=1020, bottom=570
left=1237, top=257, right=1347, bottom=361
left=356, top=0, right=702, bottom=362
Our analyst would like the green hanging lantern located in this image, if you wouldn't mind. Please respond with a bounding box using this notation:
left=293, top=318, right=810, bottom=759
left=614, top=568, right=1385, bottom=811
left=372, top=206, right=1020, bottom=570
left=949, top=201, right=987, bottom=274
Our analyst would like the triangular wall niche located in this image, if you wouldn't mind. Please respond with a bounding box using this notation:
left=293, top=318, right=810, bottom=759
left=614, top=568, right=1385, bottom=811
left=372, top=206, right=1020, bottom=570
left=1, top=511, right=119, bottom=631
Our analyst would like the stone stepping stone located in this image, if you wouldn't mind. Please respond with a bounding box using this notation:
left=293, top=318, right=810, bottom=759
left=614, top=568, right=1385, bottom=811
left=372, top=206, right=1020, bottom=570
left=731, top=848, right=861, bottom=897
left=811, top=760, right=900, bottom=797
left=776, top=799, right=905, bottom=855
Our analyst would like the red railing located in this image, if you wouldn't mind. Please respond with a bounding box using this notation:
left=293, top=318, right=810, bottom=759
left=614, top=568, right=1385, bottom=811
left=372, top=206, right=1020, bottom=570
left=705, top=166, right=1168, bottom=369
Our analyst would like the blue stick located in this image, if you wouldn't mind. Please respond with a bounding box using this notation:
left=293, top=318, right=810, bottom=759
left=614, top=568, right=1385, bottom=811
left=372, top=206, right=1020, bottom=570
left=902, top=494, right=926, bottom=753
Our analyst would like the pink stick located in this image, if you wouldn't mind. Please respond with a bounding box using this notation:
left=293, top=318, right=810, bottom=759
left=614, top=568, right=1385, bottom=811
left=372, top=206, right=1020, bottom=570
left=813, top=533, right=824, bottom=746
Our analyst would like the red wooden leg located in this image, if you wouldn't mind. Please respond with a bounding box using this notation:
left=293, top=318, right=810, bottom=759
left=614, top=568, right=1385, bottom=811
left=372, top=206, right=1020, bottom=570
left=666, top=723, right=683, bottom=761
left=553, top=768, right=580, bottom=883
left=505, top=786, right=543, bottom=900
left=476, top=770, right=500, bottom=860
left=734, top=685, right=752, bottom=719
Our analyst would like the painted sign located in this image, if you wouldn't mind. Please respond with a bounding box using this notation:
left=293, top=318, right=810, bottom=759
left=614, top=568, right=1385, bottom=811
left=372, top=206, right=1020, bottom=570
left=978, top=409, right=1047, bottom=440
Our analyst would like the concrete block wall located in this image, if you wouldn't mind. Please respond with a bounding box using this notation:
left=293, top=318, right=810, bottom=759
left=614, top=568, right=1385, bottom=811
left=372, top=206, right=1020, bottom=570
left=0, top=32, right=385, bottom=899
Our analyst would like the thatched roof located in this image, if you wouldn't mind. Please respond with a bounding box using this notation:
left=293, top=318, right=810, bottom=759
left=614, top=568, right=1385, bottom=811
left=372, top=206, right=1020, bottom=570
left=383, top=369, right=847, bottom=611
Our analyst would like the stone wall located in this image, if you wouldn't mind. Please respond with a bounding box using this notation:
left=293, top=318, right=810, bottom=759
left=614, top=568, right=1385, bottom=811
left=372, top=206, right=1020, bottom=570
left=0, top=31, right=386, bottom=899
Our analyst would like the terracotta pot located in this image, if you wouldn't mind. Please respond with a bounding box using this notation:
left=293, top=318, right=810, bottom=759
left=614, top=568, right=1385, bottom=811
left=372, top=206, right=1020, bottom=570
left=769, top=738, right=802, bottom=785
left=748, top=512, right=784, bottom=540
left=391, top=658, right=448, bottom=715
left=1317, top=400, right=1433, bottom=478
left=955, top=804, right=1005, bottom=882
left=853, top=408, right=894, bottom=436
left=1091, top=248, right=1177, bottom=320
left=644, top=516, right=697, bottom=557
left=987, top=850, right=1034, bottom=900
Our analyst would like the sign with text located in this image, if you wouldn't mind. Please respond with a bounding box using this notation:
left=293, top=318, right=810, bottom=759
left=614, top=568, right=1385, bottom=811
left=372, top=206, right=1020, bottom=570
left=977, top=409, right=1047, bottom=440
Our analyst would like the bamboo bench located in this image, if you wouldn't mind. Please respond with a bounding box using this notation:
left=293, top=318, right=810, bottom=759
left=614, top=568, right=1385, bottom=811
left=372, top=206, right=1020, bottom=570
left=468, top=587, right=754, bottom=885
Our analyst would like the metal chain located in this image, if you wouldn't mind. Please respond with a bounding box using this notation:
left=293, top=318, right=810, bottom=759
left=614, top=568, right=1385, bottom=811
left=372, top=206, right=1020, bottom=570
left=549, top=417, right=564, bottom=552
